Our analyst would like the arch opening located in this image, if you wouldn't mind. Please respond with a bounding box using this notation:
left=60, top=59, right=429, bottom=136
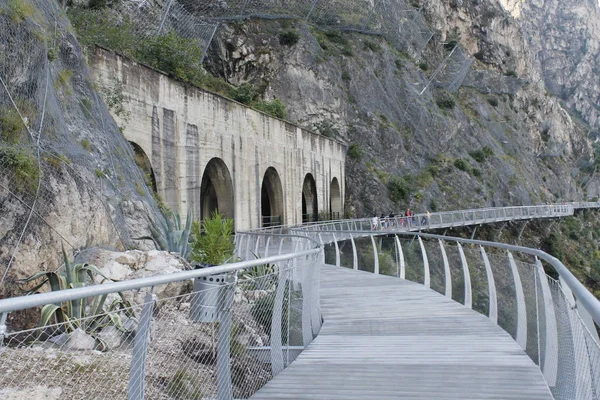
left=261, top=167, right=284, bottom=227
left=302, top=173, right=318, bottom=223
left=200, top=158, right=234, bottom=222
left=330, top=177, right=342, bottom=220
left=129, top=141, right=157, bottom=194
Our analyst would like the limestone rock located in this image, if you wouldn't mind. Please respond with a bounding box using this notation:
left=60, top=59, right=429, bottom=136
left=0, top=386, right=62, bottom=400
left=65, top=328, right=96, bottom=350
left=97, top=325, right=123, bottom=350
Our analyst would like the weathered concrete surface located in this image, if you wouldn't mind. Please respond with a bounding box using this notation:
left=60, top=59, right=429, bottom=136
left=89, top=47, right=346, bottom=230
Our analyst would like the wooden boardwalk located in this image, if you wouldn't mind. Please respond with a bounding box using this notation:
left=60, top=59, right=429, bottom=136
left=251, top=265, right=553, bottom=399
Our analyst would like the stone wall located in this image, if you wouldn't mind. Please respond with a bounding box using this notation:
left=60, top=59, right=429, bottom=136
left=89, top=47, right=346, bottom=230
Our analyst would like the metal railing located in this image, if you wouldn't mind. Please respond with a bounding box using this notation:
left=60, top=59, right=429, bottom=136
left=294, top=203, right=580, bottom=234
left=309, top=225, right=600, bottom=399
left=0, top=233, right=321, bottom=399
left=1, top=202, right=600, bottom=399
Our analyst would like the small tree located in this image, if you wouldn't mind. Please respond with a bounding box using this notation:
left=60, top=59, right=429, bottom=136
left=190, top=212, right=235, bottom=265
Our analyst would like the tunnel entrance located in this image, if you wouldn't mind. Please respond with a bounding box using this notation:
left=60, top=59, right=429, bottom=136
left=129, top=141, right=157, bottom=194
left=200, top=158, right=234, bottom=221
left=330, top=177, right=342, bottom=220
left=261, top=167, right=284, bottom=227
left=302, top=173, right=318, bottom=223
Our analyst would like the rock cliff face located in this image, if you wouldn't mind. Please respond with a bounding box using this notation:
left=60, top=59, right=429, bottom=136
left=510, top=0, right=600, bottom=135
left=205, top=3, right=597, bottom=216
left=0, top=0, right=157, bottom=294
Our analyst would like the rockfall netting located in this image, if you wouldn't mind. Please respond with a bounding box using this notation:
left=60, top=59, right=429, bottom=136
left=0, top=0, right=159, bottom=289
left=66, top=0, right=470, bottom=91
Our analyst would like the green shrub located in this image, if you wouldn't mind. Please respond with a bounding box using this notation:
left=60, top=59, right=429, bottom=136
left=324, top=30, right=348, bottom=45
left=482, top=146, right=494, bottom=157
left=436, top=91, right=455, bottom=109
left=418, top=61, right=428, bottom=71
left=68, top=7, right=138, bottom=55
left=469, top=146, right=494, bottom=162
left=81, top=139, right=92, bottom=151
left=135, top=30, right=204, bottom=84
left=279, top=29, right=300, bottom=46
left=0, top=146, right=39, bottom=192
left=4, top=0, right=37, bottom=23
left=312, top=119, right=339, bottom=138
left=487, top=96, right=499, bottom=107
left=505, top=70, right=517, bottom=77
left=166, top=369, right=204, bottom=399
left=191, top=212, right=235, bottom=266
left=454, top=158, right=470, bottom=172
left=0, top=108, right=26, bottom=144
left=251, top=99, right=287, bottom=119
left=347, top=143, right=362, bottom=160
left=471, top=167, right=482, bottom=178
left=363, top=40, right=381, bottom=52
left=387, top=175, right=411, bottom=202
left=228, top=83, right=258, bottom=105
left=341, top=71, right=351, bottom=82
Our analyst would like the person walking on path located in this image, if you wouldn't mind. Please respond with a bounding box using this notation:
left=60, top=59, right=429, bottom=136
left=371, top=214, right=379, bottom=230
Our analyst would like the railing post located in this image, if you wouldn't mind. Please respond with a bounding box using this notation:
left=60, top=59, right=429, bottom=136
left=217, top=275, right=235, bottom=400
left=480, top=246, right=497, bottom=324
left=535, top=258, right=558, bottom=387
left=128, top=291, right=155, bottom=400
left=370, top=235, right=379, bottom=274
left=457, top=243, right=472, bottom=309
left=0, top=312, right=6, bottom=348
left=418, top=237, right=430, bottom=288
left=350, top=235, right=358, bottom=270
left=332, top=233, right=341, bottom=267
left=439, top=240, right=452, bottom=298
left=394, top=235, right=405, bottom=279
left=507, top=251, right=527, bottom=350
left=271, top=261, right=289, bottom=376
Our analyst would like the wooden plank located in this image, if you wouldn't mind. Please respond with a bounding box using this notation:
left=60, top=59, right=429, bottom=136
left=251, top=265, right=553, bottom=400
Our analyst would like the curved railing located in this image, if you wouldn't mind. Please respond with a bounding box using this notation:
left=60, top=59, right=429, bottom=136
left=1, top=203, right=599, bottom=399
left=295, top=203, right=577, bottom=233
left=303, top=226, right=600, bottom=399
left=0, top=233, right=321, bottom=399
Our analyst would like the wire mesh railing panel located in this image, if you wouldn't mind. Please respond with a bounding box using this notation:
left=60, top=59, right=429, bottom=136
left=513, top=258, right=541, bottom=364
left=442, top=242, right=465, bottom=305
left=549, top=278, right=579, bottom=400
left=0, top=302, right=141, bottom=398
left=399, top=237, right=425, bottom=285
left=479, top=251, right=518, bottom=338
left=421, top=240, right=445, bottom=295
left=461, top=246, right=490, bottom=316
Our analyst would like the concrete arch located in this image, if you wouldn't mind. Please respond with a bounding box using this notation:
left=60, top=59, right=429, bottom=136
left=261, top=167, right=284, bottom=227
left=302, top=173, right=318, bottom=223
left=330, top=177, right=342, bottom=219
left=129, top=141, right=157, bottom=193
left=200, top=157, right=234, bottom=221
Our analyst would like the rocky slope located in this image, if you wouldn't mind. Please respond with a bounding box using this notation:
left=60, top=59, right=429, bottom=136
left=0, top=0, right=158, bottom=296
left=204, top=1, right=597, bottom=217
left=505, top=0, right=600, bottom=137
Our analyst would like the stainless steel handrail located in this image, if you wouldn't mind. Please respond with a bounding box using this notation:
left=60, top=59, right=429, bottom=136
left=0, top=242, right=320, bottom=315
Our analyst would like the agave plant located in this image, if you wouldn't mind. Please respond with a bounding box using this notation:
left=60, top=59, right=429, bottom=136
left=18, top=245, right=134, bottom=337
left=136, top=207, right=193, bottom=259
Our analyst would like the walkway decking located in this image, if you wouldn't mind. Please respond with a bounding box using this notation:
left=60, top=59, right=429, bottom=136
left=251, top=265, right=553, bottom=399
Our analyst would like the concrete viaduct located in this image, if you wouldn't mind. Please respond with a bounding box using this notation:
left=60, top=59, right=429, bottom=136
left=89, top=47, right=346, bottom=231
